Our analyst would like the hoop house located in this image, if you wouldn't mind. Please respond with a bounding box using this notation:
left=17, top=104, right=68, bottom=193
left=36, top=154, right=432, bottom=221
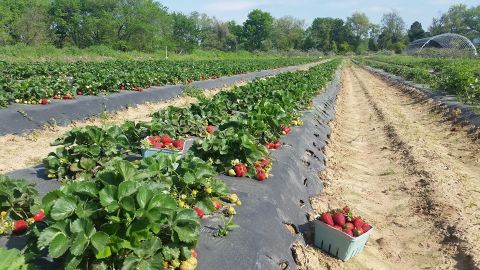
left=406, top=33, right=478, bottom=57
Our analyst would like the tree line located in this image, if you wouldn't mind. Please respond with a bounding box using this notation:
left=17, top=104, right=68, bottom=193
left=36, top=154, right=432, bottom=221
left=0, top=0, right=478, bottom=54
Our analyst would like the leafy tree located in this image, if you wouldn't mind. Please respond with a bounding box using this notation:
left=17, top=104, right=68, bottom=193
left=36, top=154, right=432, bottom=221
left=378, top=10, right=406, bottom=52
left=346, top=12, right=371, bottom=53
left=305, top=17, right=350, bottom=53
left=243, top=9, right=273, bottom=51
left=407, top=21, right=426, bottom=42
left=271, top=16, right=305, bottom=51
left=171, top=12, right=199, bottom=53
left=429, top=4, right=479, bottom=41
left=113, top=0, right=171, bottom=52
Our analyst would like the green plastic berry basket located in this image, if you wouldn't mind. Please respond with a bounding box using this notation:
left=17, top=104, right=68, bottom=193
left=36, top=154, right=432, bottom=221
left=141, top=138, right=195, bottom=158
left=141, top=148, right=181, bottom=158
left=313, top=220, right=373, bottom=261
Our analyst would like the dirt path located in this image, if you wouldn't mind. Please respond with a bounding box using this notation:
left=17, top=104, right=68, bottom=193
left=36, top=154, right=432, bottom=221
left=293, top=66, right=480, bottom=270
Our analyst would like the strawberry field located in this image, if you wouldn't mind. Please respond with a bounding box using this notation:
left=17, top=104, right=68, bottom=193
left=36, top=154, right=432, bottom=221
left=356, top=55, right=480, bottom=105
left=0, top=59, right=341, bottom=269
left=0, top=58, right=315, bottom=107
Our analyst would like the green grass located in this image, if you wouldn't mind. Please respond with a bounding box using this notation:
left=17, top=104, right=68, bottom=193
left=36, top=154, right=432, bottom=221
left=0, top=44, right=323, bottom=63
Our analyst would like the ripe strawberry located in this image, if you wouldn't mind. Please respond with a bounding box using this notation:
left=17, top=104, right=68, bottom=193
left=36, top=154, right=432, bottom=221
left=13, top=220, right=28, bottom=234
left=206, top=125, right=215, bottom=134
left=343, top=229, right=354, bottom=237
left=352, top=217, right=364, bottom=229
left=256, top=170, right=267, bottom=181
left=63, top=95, right=72, bottom=100
left=333, top=225, right=343, bottom=230
left=152, top=141, right=164, bottom=149
left=353, top=228, right=364, bottom=237
left=362, top=222, right=372, bottom=232
left=172, top=140, right=184, bottom=150
left=193, top=207, right=204, bottom=219
left=343, top=222, right=354, bottom=231
left=332, top=212, right=346, bottom=226
left=33, top=210, right=45, bottom=222
left=342, top=206, right=350, bottom=213
left=161, top=135, right=172, bottom=145
left=282, top=127, right=291, bottom=135
left=320, top=213, right=334, bottom=226
left=77, top=91, right=83, bottom=95
left=40, top=98, right=48, bottom=105
left=191, top=250, right=198, bottom=258
left=273, top=141, right=281, bottom=149
left=233, top=163, right=247, bottom=177
left=213, top=201, right=222, bottom=210
left=265, top=143, right=273, bottom=149
left=260, top=157, right=270, bottom=167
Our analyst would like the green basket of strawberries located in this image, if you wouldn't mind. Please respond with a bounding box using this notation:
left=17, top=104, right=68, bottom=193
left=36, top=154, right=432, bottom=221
left=314, top=206, right=373, bottom=261
left=141, top=135, right=189, bottom=158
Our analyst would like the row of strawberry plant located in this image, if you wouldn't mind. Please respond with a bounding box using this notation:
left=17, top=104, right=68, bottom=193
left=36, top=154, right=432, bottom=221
left=0, top=58, right=316, bottom=107
left=356, top=56, right=480, bottom=105
left=1, top=59, right=340, bottom=269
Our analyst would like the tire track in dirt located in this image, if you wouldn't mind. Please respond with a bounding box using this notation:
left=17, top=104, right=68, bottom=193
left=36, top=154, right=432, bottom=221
left=353, top=67, right=480, bottom=269
left=293, top=66, right=479, bottom=270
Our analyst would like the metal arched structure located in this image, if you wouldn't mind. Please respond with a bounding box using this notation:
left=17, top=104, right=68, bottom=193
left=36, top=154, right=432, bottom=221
left=406, top=33, right=478, bottom=57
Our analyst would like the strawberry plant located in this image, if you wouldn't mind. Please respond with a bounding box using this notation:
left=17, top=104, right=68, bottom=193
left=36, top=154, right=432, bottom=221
left=0, top=58, right=316, bottom=108
left=44, top=122, right=145, bottom=180
left=139, top=153, right=229, bottom=214
left=34, top=160, right=201, bottom=269
left=191, top=128, right=268, bottom=176
left=0, top=176, right=39, bottom=220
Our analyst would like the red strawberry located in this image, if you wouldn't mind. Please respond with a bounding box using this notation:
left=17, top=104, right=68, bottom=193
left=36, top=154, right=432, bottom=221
left=333, top=225, right=343, bottom=230
left=152, top=141, right=164, bottom=149
left=213, top=201, right=222, bottom=210
left=40, top=98, right=48, bottom=105
left=343, top=222, right=354, bottom=231
left=273, top=141, right=281, bottom=149
left=206, top=125, right=215, bottom=134
left=320, top=213, right=334, bottom=226
left=191, top=250, right=198, bottom=258
left=172, top=140, right=184, bottom=150
left=332, top=212, right=346, bottom=226
left=256, top=170, right=267, bottom=181
left=193, top=207, right=204, bottom=219
left=261, top=157, right=270, bottom=167
left=342, top=206, right=350, bottom=213
left=161, top=135, right=172, bottom=145
left=282, top=127, right=291, bottom=134
left=33, top=210, right=45, bottom=222
left=343, top=229, right=354, bottom=237
left=53, top=95, right=60, bottom=99
left=77, top=91, right=83, bottom=96
left=63, top=95, right=72, bottom=100
left=353, top=228, right=364, bottom=237
left=265, top=143, right=273, bottom=149
left=234, top=163, right=247, bottom=177
left=13, top=220, right=28, bottom=234
left=362, top=222, right=372, bottom=232
left=353, top=217, right=364, bottom=229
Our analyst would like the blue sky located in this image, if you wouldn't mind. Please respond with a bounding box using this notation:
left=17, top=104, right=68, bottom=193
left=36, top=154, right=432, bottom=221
left=158, top=0, right=478, bottom=29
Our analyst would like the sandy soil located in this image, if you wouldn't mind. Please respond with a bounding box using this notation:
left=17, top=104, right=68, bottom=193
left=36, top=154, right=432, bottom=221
left=293, top=66, right=480, bottom=270
left=0, top=85, right=235, bottom=173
